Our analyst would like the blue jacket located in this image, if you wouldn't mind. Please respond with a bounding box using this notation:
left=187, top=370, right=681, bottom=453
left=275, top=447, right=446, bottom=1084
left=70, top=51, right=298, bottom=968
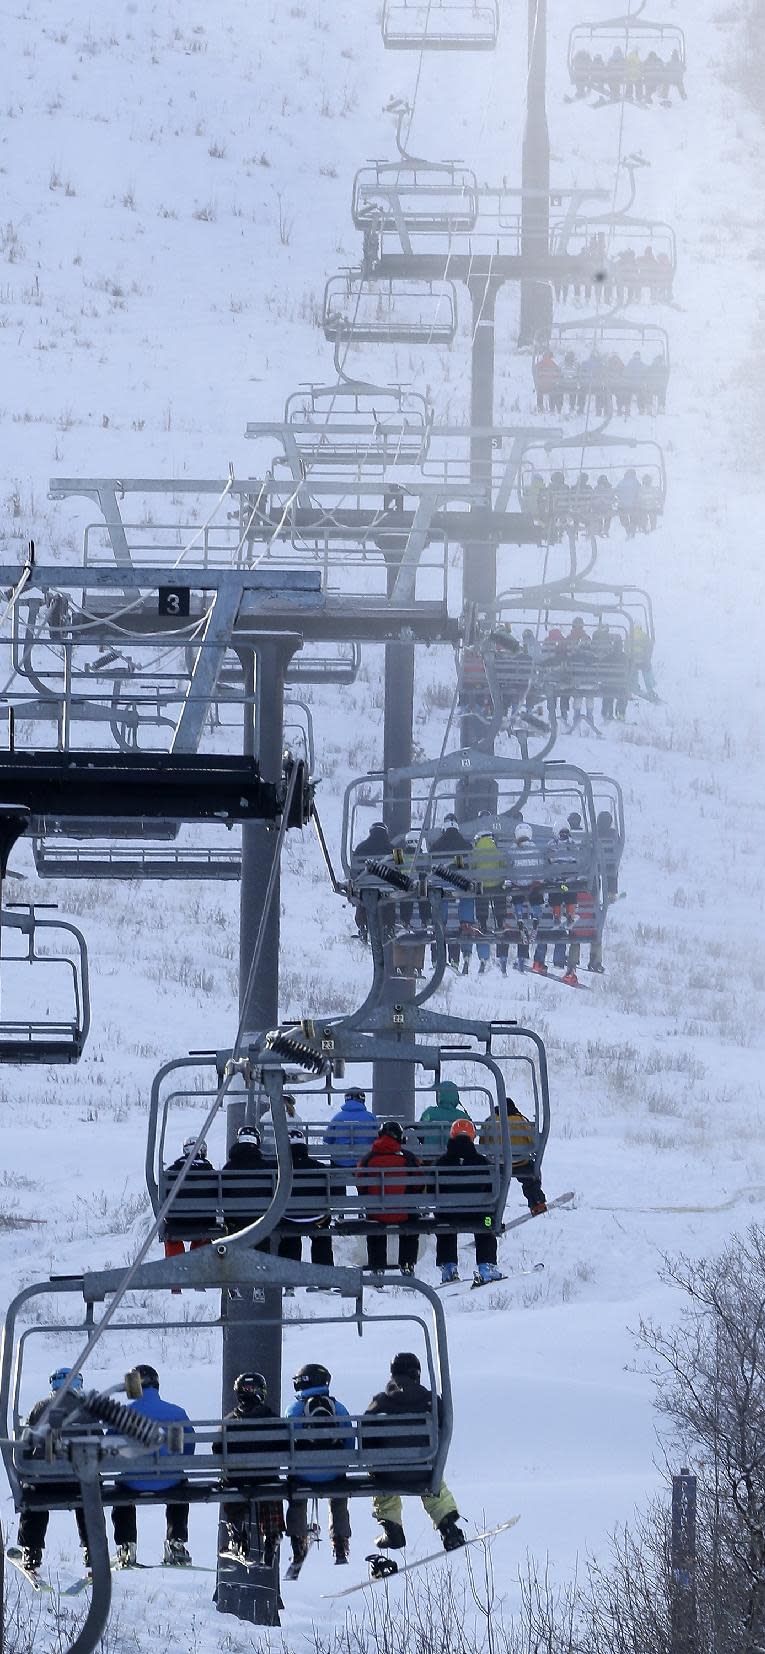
left=323, top=1098, right=380, bottom=1169
left=117, top=1387, right=195, bottom=1494
left=285, top=1386, right=353, bottom=1483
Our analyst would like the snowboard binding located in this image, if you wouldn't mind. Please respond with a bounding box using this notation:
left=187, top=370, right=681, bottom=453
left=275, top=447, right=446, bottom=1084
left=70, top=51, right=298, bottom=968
left=366, top=1553, right=398, bottom=1581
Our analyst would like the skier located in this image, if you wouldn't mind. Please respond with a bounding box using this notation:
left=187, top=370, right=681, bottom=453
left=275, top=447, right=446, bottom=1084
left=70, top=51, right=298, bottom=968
left=351, top=821, right=393, bottom=941
left=15, top=1367, right=90, bottom=1574
left=479, top=1101, right=547, bottom=1215
left=277, top=1127, right=334, bottom=1267
left=285, top=1364, right=353, bottom=1568
left=112, top=1364, right=195, bottom=1568
left=366, top=1352, right=465, bottom=1553
left=215, top=1372, right=285, bottom=1566
left=323, top=1087, right=379, bottom=1169
left=435, top=1121, right=502, bottom=1286
left=472, top=825, right=509, bottom=976
left=163, top=1137, right=217, bottom=1264
left=357, top=1120, right=423, bottom=1279
left=417, top=1078, right=474, bottom=1156
left=429, top=813, right=472, bottom=971
left=509, top=821, right=545, bottom=972
left=615, top=469, right=641, bottom=538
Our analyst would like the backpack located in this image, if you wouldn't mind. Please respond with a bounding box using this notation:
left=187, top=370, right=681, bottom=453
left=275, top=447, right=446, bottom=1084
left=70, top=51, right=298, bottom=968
left=300, top=1392, right=345, bottom=1455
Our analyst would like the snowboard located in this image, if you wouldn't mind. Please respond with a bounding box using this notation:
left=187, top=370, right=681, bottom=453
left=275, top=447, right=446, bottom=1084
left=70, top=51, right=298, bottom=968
left=321, top=1516, right=520, bottom=1599
left=504, top=1192, right=575, bottom=1232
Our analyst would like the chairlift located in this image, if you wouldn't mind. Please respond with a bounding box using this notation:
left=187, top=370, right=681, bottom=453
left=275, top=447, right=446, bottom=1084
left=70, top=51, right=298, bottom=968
left=532, top=318, right=670, bottom=417
left=343, top=754, right=614, bottom=954
left=382, top=0, right=500, bottom=50
left=286, top=642, right=361, bottom=687
left=146, top=1026, right=547, bottom=1243
left=518, top=438, right=666, bottom=542
left=0, top=903, right=90, bottom=1062
left=568, top=16, right=687, bottom=103
left=549, top=218, right=677, bottom=304
left=323, top=272, right=458, bottom=345
left=352, top=161, right=479, bottom=237
left=282, top=381, right=434, bottom=470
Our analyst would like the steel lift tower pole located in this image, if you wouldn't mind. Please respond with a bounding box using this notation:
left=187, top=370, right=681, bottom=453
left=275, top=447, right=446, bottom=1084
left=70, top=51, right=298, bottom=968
left=217, top=632, right=300, bottom=1628
left=519, top=0, right=552, bottom=347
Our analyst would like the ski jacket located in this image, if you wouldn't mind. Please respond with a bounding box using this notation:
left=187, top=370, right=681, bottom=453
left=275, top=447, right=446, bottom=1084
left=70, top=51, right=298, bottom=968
left=472, top=834, right=505, bottom=891
left=285, top=1387, right=353, bottom=1483
left=365, top=1377, right=442, bottom=1458
left=435, top=1136, right=495, bottom=1206
left=214, top=1398, right=289, bottom=1471
left=118, top=1388, right=195, bottom=1495
left=356, top=1133, right=423, bottom=1223
left=281, top=1141, right=332, bottom=1225
left=418, top=1095, right=473, bottom=1156
left=479, top=1105, right=535, bottom=1165
left=430, top=825, right=470, bottom=858
left=221, top=1142, right=276, bottom=1207
left=353, top=826, right=393, bottom=861
left=534, top=353, right=561, bottom=391
left=323, top=1097, right=380, bottom=1169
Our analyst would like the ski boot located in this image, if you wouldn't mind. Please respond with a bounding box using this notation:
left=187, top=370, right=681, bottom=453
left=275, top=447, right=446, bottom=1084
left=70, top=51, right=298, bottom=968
left=473, top=1261, right=494, bottom=1287
left=438, top=1513, right=466, bottom=1552
left=164, top=1539, right=192, bottom=1566
left=531, top=959, right=548, bottom=976
left=375, top=1520, right=406, bottom=1551
left=562, top=970, right=579, bottom=987
left=440, top=1262, right=459, bottom=1284
left=333, top=1538, right=349, bottom=1566
left=290, top=1536, right=309, bottom=1569
left=399, top=1262, right=415, bottom=1278
left=530, top=1201, right=547, bottom=1216
left=587, top=962, right=605, bottom=974
left=115, top=1542, right=137, bottom=1569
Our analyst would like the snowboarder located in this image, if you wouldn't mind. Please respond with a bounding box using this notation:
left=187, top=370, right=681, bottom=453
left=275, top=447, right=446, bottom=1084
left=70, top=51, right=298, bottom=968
left=215, top=1372, right=285, bottom=1566
left=479, top=1101, right=547, bottom=1214
left=356, top=1121, right=423, bottom=1278
left=435, top=1121, right=502, bottom=1285
left=285, top=1364, right=353, bottom=1567
left=111, top=1364, right=195, bottom=1568
left=366, top=1352, right=465, bottom=1552
left=15, top=1367, right=90, bottom=1574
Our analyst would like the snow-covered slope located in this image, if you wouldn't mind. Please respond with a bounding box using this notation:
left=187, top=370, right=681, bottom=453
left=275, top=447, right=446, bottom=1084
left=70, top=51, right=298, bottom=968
left=2, top=1, right=764, bottom=1647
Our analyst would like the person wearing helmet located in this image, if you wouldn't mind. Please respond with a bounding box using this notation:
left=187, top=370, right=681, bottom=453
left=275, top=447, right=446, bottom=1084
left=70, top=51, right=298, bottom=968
left=351, top=822, right=393, bottom=943
left=471, top=826, right=509, bottom=977
left=221, top=1126, right=277, bottom=1237
left=285, top=1364, right=353, bottom=1568
left=15, top=1368, right=90, bottom=1574
left=356, top=1120, right=424, bottom=1279
left=434, top=1120, right=502, bottom=1286
left=417, top=1079, right=473, bottom=1157
left=323, top=1088, right=380, bottom=1170
left=111, top=1364, right=195, bottom=1569
left=163, top=1137, right=217, bottom=1270
left=365, top=1352, right=465, bottom=1553
left=508, top=824, right=545, bottom=972
left=215, top=1373, right=286, bottom=1567
left=429, top=814, right=472, bottom=973
left=479, top=1101, right=547, bottom=1215
left=276, top=1127, right=334, bottom=1268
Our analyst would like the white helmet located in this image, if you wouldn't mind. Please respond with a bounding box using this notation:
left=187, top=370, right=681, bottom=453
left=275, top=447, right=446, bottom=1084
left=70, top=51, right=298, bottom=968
left=515, top=823, right=532, bottom=845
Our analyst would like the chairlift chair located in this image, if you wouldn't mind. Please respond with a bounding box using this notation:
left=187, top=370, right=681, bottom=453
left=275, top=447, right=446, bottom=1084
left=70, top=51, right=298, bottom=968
left=518, top=438, right=666, bottom=542
left=323, top=272, right=459, bottom=345
left=282, top=382, right=434, bottom=471
left=568, top=17, right=687, bottom=102
left=0, top=903, right=90, bottom=1062
left=382, top=0, right=501, bottom=50
left=549, top=217, right=677, bottom=304
left=532, top=318, right=670, bottom=416
left=352, top=162, right=480, bottom=237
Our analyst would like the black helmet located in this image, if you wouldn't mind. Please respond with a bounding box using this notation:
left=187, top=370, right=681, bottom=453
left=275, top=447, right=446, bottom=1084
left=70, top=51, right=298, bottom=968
left=391, top=1351, right=421, bottom=1380
left=381, top=1119, right=404, bottom=1142
left=234, top=1372, right=267, bottom=1406
left=237, top=1125, right=261, bottom=1144
left=293, top=1363, right=331, bottom=1393
left=135, top=1363, right=160, bottom=1392
left=345, top=1086, right=366, bottom=1103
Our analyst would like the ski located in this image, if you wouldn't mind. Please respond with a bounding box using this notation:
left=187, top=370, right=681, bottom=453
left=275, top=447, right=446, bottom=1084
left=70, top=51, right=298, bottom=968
left=6, top=1548, right=51, bottom=1592
left=504, top=1192, right=575, bottom=1232
left=436, top=1264, right=544, bottom=1295
left=321, top=1516, right=520, bottom=1599
left=284, top=1521, right=321, bottom=1580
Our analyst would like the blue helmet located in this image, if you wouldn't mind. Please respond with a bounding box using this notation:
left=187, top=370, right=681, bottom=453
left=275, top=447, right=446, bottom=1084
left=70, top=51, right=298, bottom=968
left=50, top=1367, right=84, bottom=1393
